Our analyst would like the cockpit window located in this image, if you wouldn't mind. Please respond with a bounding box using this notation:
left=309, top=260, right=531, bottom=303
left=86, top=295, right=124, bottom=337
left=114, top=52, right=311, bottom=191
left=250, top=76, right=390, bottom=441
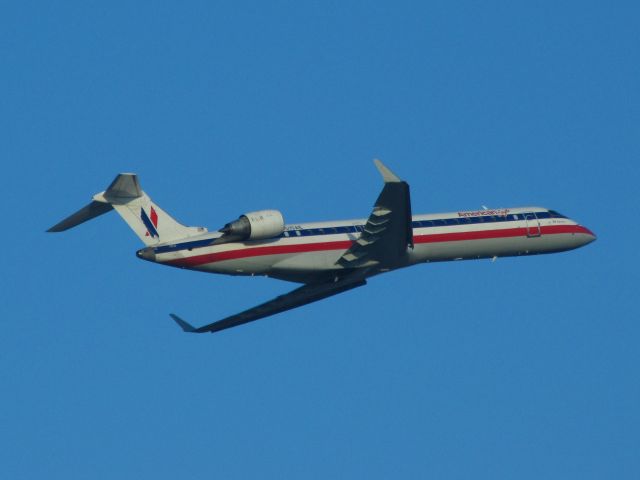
left=548, top=210, right=567, bottom=219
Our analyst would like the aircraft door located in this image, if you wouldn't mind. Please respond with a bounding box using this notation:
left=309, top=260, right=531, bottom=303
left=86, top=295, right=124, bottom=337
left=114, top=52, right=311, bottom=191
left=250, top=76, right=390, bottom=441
left=524, top=212, right=541, bottom=237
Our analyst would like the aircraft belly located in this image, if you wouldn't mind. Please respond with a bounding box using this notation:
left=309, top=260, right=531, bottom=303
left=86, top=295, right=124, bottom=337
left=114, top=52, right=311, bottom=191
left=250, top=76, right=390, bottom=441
left=185, top=249, right=347, bottom=281
left=271, top=249, right=345, bottom=271
left=192, top=254, right=285, bottom=275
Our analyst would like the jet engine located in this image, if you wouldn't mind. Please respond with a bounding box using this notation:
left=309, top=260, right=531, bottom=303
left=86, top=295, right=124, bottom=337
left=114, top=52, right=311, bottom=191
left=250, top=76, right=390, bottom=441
left=219, top=210, right=285, bottom=240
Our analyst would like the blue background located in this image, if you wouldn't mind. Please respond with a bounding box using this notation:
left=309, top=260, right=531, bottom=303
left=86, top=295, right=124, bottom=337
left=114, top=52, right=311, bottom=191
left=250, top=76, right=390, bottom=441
left=1, top=1, right=638, bottom=478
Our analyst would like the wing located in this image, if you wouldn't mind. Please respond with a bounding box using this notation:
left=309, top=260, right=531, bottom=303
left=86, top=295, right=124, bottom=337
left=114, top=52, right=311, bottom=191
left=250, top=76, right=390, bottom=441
left=337, top=159, right=413, bottom=269
left=170, top=274, right=367, bottom=334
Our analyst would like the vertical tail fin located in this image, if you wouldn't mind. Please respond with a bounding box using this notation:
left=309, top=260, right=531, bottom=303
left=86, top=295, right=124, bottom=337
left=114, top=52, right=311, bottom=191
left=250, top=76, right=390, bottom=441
left=48, top=173, right=207, bottom=245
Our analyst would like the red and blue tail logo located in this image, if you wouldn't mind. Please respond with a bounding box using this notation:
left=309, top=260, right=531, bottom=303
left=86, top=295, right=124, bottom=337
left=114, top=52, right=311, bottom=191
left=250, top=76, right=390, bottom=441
left=140, top=207, right=159, bottom=238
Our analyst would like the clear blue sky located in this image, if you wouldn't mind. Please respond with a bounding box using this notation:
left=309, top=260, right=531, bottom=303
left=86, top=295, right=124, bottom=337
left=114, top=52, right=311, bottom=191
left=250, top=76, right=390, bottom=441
left=1, top=1, right=638, bottom=478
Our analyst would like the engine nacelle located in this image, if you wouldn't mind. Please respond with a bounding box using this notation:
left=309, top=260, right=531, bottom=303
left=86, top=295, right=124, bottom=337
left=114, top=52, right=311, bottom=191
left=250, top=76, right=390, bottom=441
left=219, top=210, right=285, bottom=240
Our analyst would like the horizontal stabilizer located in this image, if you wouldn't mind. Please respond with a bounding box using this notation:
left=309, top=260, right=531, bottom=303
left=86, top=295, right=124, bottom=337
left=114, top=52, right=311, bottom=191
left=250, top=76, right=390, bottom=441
left=47, top=200, right=113, bottom=232
left=104, top=173, right=143, bottom=199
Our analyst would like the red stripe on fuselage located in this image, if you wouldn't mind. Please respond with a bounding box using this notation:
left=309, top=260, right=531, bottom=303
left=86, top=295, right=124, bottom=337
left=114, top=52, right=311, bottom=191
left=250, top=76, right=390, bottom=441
left=413, top=224, right=593, bottom=244
left=165, top=224, right=592, bottom=268
left=166, top=240, right=353, bottom=268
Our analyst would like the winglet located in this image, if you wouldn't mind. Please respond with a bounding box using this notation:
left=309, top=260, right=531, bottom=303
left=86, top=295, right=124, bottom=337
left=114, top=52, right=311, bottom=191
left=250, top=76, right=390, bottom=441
left=373, top=159, right=401, bottom=183
left=170, top=313, right=199, bottom=333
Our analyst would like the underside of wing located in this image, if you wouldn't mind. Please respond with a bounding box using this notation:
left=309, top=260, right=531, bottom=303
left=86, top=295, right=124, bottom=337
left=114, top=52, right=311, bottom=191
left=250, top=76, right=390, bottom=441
left=170, top=274, right=367, bottom=334
left=337, top=159, right=413, bottom=269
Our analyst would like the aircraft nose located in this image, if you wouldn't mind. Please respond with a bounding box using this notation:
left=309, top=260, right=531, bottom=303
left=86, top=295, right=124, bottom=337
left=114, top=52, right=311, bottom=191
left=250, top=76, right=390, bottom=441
left=136, top=247, right=156, bottom=261
left=580, top=226, right=597, bottom=246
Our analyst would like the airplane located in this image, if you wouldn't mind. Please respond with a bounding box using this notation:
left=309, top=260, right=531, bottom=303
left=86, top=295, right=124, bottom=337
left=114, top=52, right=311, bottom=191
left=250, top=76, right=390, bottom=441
left=48, top=160, right=596, bottom=334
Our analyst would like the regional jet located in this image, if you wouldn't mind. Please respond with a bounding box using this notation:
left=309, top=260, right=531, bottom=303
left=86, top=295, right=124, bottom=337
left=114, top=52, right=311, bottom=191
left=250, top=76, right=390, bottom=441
left=48, top=160, right=596, bottom=334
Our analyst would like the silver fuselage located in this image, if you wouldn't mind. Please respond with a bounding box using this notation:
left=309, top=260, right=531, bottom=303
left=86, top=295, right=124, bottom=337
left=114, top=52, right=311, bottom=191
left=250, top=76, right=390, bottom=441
left=137, top=206, right=596, bottom=283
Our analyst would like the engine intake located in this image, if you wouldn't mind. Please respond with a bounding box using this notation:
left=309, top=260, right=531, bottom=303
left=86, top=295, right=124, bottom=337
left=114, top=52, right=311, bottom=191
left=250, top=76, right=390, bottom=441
left=219, top=210, right=285, bottom=240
